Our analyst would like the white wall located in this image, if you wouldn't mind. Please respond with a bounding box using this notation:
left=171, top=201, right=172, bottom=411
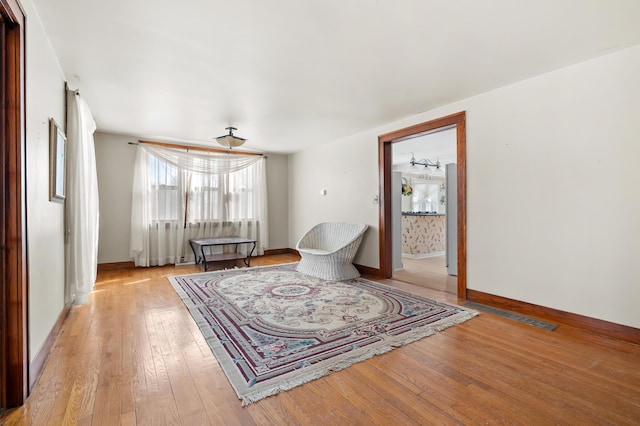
left=464, top=44, right=640, bottom=329
left=22, top=0, right=67, bottom=362
left=289, top=44, right=640, bottom=328
left=265, top=154, right=289, bottom=250
left=94, top=133, right=290, bottom=263
left=94, top=133, right=136, bottom=263
left=289, top=135, right=380, bottom=266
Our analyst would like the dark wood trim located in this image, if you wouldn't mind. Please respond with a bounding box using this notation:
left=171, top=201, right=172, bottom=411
left=377, top=140, right=392, bottom=278
left=0, top=0, right=27, bottom=409
left=138, top=139, right=264, bottom=156
left=287, top=248, right=300, bottom=257
left=378, top=111, right=467, bottom=299
left=97, top=250, right=300, bottom=272
left=263, top=248, right=293, bottom=256
left=355, top=264, right=382, bottom=278
left=96, top=261, right=136, bottom=272
left=28, top=304, right=71, bottom=389
left=467, top=289, right=640, bottom=344
left=0, top=13, right=6, bottom=412
left=455, top=116, right=467, bottom=298
left=0, top=0, right=22, bottom=21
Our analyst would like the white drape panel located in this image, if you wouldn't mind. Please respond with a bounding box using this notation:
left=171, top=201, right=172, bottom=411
left=65, top=91, right=99, bottom=304
left=130, top=146, right=187, bottom=266
left=130, top=145, right=268, bottom=266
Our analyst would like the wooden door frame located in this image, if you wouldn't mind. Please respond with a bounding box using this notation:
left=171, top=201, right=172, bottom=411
left=0, top=0, right=28, bottom=408
left=378, top=111, right=467, bottom=298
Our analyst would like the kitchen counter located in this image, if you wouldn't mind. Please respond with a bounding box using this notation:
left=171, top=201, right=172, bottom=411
left=402, top=214, right=446, bottom=257
left=402, top=211, right=445, bottom=217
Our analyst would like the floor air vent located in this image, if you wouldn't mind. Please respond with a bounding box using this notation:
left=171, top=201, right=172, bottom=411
left=465, top=301, right=558, bottom=331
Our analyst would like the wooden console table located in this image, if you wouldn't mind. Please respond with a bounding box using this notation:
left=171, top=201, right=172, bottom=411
left=189, top=237, right=257, bottom=271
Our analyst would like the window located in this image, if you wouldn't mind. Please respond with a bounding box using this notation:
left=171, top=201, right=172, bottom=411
left=148, top=154, right=180, bottom=221
left=147, top=153, right=260, bottom=224
left=188, top=172, right=222, bottom=222
left=131, top=145, right=268, bottom=267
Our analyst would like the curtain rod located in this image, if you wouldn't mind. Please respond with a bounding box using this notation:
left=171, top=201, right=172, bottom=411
left=64, top=81, right=79, bottom=96
left=131, top=139, right=264, bottom=156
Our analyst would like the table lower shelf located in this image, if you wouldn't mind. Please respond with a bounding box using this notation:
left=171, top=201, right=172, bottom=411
left=189, top=237, right=257, bottom=271
left=203, top=253, right=248, bottom=263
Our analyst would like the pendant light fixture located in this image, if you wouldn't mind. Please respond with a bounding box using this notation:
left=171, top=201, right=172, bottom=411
left=215, top=127, right=246, bottom=148
left=409, top=152, right=440, bottom=169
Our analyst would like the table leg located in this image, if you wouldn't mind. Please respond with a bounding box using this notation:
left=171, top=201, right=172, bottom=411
left=201, top=247, right=209, bottom=271
left=190, top=240, right=201, bottom=264
left=245, top=241, right=256, bottom=267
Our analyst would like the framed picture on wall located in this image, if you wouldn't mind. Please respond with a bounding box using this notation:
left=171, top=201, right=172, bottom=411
left=49, top=118, right=66, bottom=202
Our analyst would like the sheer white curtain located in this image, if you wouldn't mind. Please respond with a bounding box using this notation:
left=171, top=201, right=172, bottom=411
left=130, top=147, right=187, bottom=266
left=65, top=90, right=99, bottom=304
left=130, top=145, right=268, bottom=266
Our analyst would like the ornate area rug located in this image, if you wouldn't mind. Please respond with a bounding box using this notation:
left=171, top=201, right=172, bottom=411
left=168, top=263, right=478, bottom=405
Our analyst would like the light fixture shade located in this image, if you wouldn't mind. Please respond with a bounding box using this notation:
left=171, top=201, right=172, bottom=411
left=216, top=127, right=246, bottom=148
left=216, top=135, right=246, bottom=148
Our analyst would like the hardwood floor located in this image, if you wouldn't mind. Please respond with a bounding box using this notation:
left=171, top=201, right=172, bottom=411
left=393, top=255, right=457, bottom=294
left=2, top=254, right=639, bottom=425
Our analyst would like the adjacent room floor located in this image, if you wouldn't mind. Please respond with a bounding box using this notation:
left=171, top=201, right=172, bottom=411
left=393, top=255, right=457, bottom=294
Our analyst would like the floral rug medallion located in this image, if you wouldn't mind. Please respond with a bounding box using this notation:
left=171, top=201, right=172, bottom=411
left=169, top=263, right=477, bottom=405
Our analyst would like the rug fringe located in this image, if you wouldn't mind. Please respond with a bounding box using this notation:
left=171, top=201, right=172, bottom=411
left=168, top=261, right=300, bottom=278
left=239, top=309, right=479, bottom=406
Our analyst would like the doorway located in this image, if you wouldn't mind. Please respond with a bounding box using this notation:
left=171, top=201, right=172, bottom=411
left=378, top=112, right=467, bottom=298
left=1, top=0, right=28, bottom=409
left=391, top=127, right=457, bottom=293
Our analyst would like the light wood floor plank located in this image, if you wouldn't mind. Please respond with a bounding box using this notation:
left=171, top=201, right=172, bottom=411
left=323, top=370, right=419, bottom=425
left=344, top=361, right=466, bottom=424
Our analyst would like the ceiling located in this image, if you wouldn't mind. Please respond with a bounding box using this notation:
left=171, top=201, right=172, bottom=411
left=33, top=0, right=640, bottom=154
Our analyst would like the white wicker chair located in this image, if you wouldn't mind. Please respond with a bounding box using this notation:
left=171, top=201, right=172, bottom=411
left=296, top=222, right=368, bottom=281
